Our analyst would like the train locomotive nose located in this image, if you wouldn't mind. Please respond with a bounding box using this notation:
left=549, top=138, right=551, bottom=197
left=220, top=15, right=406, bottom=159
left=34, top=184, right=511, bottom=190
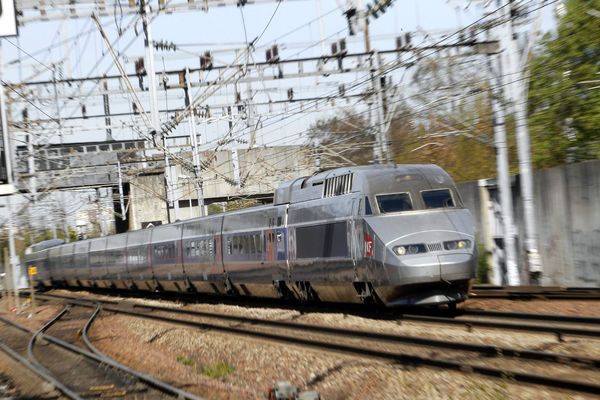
left=384, top=234, right=474, bottom=280
left=365, top=212, right=476, bottom=306
left=377, top=238, right=474, bottom=306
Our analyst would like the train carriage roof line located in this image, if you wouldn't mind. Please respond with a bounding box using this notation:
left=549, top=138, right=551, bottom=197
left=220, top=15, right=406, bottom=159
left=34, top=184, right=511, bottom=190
left=26, top=239, right=65, bottom=254
left=274, top=164, right=450, bottom=205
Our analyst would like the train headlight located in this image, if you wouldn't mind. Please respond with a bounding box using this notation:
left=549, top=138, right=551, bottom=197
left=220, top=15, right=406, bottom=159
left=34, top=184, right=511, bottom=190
left=395, top=246, right=407, bottom=255
left=393, top=244, right=426, bottom=256
left=443, top=240, right=471, bottom=250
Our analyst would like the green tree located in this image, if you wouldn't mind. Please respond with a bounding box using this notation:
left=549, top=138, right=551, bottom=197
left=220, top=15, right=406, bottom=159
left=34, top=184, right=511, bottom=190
left=528, top=0, right=600, bottom=168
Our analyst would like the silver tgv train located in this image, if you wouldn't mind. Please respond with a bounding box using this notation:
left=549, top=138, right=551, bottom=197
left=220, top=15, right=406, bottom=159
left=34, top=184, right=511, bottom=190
left=25, top=164, right=477, bottom=306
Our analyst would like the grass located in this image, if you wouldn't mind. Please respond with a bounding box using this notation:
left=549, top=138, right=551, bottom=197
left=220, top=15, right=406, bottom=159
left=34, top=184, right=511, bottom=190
left=200, top=361, right=235, bottom=379
left=176, top=355, right=194, bottom=366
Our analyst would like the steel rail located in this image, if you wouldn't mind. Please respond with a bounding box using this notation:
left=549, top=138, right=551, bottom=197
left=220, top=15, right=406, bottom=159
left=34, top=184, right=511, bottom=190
left=397, top=313, right=600, bottom=338
left=81, top=304, right=205, bottom=400
left=460, top=309, right=600, bottom=325
left=34, top=291, right=600, bottom=339
left=97, top=300, right=600, bottom=367
left=38, top=294, right=600, bottom=367
left=24, top=306, right=84, bottom=400
left=52, top=298, right=600, bottom=395
left=0, top=314, right=83, bottom=400
left=0, top=313, right=203, bottom=400
left=471, top=285, right=600, bottom=300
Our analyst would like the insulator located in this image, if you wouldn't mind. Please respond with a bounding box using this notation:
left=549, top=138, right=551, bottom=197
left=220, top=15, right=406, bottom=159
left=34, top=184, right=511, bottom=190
left=339, top=38, right=347, bottom=55
left=200, top=51, right=213, bottom=70
left=135, top=58, right=145, bottom=75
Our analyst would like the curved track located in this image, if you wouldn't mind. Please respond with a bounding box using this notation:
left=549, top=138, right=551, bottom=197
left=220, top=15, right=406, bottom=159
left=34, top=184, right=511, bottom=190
left=0, top=306, right=203, bottom=400
left=36, top=291, right=600, bottom=396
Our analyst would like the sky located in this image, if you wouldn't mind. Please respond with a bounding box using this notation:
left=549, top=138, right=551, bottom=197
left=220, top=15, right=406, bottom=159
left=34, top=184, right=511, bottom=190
left=1, top=0, right=557, bottom=148
left=0, top=0, right=559, bottom=229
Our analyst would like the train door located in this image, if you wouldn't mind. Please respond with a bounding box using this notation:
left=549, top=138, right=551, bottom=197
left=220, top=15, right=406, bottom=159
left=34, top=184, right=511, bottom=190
left=352, top=196, right=376, bottom=282
left=263, top=206, right=288, bottom=283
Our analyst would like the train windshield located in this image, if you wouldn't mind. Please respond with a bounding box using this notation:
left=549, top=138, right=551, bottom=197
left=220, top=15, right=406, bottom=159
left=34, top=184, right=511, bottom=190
left=422, top=189, right=455, bottom=209
left=376, top=193, right=413, bottom=213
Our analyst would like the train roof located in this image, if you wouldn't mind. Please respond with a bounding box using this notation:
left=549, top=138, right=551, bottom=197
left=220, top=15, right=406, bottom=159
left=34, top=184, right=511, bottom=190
left=273, top=164, right=454, bottom=205
left=26, top=239, right=65, bottom=254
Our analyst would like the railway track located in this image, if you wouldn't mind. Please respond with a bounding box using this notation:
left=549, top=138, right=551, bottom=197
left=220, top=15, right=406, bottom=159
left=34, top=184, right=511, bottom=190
left=36, top=291, right=600, bottom=396
left=0, top=306, right=203, bottom=400
left=39, top=291, right=600, bottom=339
left=471, top=285, right=600, bottom=300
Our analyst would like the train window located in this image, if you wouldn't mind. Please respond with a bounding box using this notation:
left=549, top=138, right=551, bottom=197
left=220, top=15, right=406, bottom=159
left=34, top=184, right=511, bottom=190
left=277, top=217, right=282, bottom=226
left=256, top=235, right=263, bottom=254
left=422, top=189, right=455, bottom=209
left=376, top=193, right=413, bottom=213
left=187, top=241, right=195, bottom=257
left=250, top=235, right=257, bottom=254
left=154, top=243, right=175, bottom=259
left=227, top=238, right=232, bottom=255
left=242, top=236, right=250, bottom=254
left=296, top=222, right=349, bottom=259
left=365, top=197, right=373, bottom=215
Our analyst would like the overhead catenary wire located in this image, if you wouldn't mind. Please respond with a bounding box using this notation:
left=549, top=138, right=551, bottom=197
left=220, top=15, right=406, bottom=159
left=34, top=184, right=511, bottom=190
left=2, top=0, right=565, bottom=230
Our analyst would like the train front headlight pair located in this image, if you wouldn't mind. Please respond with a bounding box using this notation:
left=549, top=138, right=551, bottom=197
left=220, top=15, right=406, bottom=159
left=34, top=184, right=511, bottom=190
left=443, top=239, right=471, bottom=250
left=393, top=244, right=427, bottom=256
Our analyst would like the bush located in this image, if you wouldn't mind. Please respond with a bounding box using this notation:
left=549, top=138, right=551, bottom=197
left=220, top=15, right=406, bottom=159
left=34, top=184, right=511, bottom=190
left=476, top=242, right=490, bottom=284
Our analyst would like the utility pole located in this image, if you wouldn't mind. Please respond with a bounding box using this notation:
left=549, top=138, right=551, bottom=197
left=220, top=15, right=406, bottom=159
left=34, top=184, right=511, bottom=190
left=140, top=0, right=177, bottom=222
left=185, top=68, right=205, bottom=217
left=52, top=65, right=63, bottom=144
left=373, top=51, right=391, bottom=163
left=357, top=0, right=381, bottom=164
left=487, top=1, right=520, bottom=285
left=359, top=1, right=391, bottom=165
left=489, top=59, right=520, bottom=286
left=498, top=0, right=542, bottom=283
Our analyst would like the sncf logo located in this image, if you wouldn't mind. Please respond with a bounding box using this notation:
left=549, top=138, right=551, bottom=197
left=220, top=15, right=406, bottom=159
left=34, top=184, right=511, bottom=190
left=364, top=233, right=373, bottom=257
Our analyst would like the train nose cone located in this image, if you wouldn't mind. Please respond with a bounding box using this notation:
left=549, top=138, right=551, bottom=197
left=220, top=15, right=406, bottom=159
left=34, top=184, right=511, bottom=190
left=388, top=253, right=441, bottom=283
left=438, top=253, right=477, bottom=281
